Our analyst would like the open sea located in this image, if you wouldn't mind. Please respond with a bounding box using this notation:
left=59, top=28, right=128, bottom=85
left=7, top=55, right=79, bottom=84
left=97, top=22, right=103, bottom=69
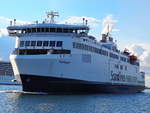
left=0, top=85, right=150, bottom=113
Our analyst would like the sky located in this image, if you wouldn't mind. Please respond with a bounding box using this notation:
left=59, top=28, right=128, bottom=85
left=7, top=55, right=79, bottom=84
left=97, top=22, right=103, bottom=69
left=0, top=0, right=150, bottom=74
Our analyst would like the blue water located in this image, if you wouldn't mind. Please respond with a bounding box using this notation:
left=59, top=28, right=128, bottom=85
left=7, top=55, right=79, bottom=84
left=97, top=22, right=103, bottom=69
left=0, top=85, right=150, bottom=113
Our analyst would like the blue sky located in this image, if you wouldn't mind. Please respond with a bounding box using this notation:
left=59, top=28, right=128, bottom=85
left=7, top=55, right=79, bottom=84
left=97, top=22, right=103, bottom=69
left=0, top=0, right=150, bottom=73
left=0, top=0, right=149, bottom=44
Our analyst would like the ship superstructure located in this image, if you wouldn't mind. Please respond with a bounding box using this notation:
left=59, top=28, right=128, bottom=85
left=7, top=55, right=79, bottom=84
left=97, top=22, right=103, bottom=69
left=7, top=12, right=145, bottom=93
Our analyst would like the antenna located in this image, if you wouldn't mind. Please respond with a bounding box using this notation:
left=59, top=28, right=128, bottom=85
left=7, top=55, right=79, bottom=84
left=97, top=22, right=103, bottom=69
left=106, top=24, right=110, bottom=37
left=14, top=19, right=16, bottom=25
left=45, top=11, right=59, bottom=23
left=83, top=18, right=85, bottom=25
left=10, top=20, right=12, bottom=26
left=85, top=20, right=88, bottom=25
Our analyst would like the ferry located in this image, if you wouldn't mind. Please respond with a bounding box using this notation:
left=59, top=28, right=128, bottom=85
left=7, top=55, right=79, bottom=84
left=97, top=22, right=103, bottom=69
left=7, top=12, right=145, bottom=93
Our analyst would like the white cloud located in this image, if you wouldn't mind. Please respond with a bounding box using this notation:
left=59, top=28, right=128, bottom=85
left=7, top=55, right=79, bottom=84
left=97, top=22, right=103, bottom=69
left=0, top=16, right=31, bottom=26
left=0, top=57, right=2, bottom=61
left=102, top=15, right=118, bottom=25
left=0, top=16, right=12, bottom=25
left=128, top=44, right=145, bottom=56
left=59, top=15, right=120, bottom=37
left=127, top=43, right=150, bottom=67
left=59, top=16, right=100, bottom=27
left=0, top=28, right=8, bottom=37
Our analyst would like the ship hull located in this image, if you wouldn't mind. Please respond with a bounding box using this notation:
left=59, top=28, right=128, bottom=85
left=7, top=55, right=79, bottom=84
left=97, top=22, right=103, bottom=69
left=20, top=74, right=145, bottom=94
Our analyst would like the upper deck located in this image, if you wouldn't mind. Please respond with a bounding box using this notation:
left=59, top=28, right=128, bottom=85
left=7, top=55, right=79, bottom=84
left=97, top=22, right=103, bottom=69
left=7, top=11, right=89, bottom=37
left=7, top=23, right=89, bottom=37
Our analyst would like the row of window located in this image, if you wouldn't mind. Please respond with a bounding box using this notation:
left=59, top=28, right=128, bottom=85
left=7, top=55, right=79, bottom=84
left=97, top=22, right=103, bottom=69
left=20, top=41, right=63, bottom=47
left=73, top=42, right=108, bottom=56
left=19, top=49, right=71, bottom=55
left=73, top=42, right=130, bottom=62
left=109, top=53, right=119, bottom=59
left=120, top=56, right=127, bottom=62
left=19, top=28, right=88, bottom=34
left=115, top=64, right=127, bottom=71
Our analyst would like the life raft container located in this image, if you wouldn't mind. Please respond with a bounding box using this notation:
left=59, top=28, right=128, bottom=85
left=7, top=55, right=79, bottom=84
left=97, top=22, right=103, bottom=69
left=129, top=55, right=137, bottom=62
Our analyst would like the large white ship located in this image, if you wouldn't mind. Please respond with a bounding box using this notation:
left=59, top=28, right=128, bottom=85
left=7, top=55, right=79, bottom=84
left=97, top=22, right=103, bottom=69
left=7, top=12, right=145, bottom=93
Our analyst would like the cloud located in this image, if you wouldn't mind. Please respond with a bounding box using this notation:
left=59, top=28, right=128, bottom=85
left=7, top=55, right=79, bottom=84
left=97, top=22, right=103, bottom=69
left=102, top=15, right=118, bottom=26
left=59, top=15, right=120, bottom=37
left=141, top=51, right=150, bottom=67
left=0, top=28, right=8, bottom=37
left=0, top=15, right=118, bottom=36
left=0, top=16, right=31, bottom=26
left=0, top=56, right=2, bottom=61
left=59, top=16, right=100, bottom=27
left=127, top=43, right=150, bottom=67
left=128, top=44, right=145, bottom=56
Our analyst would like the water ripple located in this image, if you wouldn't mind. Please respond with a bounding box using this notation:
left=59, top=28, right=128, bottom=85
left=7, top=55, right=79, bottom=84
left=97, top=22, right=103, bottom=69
left=0, top=85, right=150, bottom=113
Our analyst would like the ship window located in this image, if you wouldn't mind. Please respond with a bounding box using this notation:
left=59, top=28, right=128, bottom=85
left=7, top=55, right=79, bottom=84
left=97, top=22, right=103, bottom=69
left=73, top=42, right=75, bottom=48
left=37, top=41, right=42, bottom=46
left=46, top=28, right=49, bottom=32
left=85, top=45, right=88, bottom=50
left=19, top=49, right=48, bottom=55
left=52, top=49, right=71, bottom=54
left=25, top=29, right=28, bottom=33
left=27, top=28, right=31, bottom=33
left=109, top=52, right=119, bottom=59
left=101, top=50, right=108, bottom=56
left=37, top=28, right=40, bottom=32
left=20, top=41, right=24, bottom=47
left=72, top=42, right=109, bottom=56
left=57, top=28, right=62, bottom=33
left=136, top=62, right=139, bottom=66
left=125, top=66, right=127, bottom=71
left=76, top=43, right=80, bottom=49
left=115, top=64, right=119, bottom=69
left=31, top=41, right=36, bottom=46
left=120, top=57, right=126, bottom=62
left=22, top=29, right=26, bottom=34
left=70, top=29, right=77, bottom=33
left=50, top=28, right=55, bottom=32
left=41, top=28, right=45, bottom=32
left=25, top=41, right=30, bottom=46
left=63, top=29, right=68, bottom=33
left=56, top=41, right=63, bottom=47
left=120, top=65, right=123, bottom=70
left=135, top=67, right=138, bottom=73
left=32, top=28, right=36, bottom=33
left=26, top=29, right=29, bottom=33
left=49, top=41, right=55, bottom=47
left=43, top=41, right=49, bottom=47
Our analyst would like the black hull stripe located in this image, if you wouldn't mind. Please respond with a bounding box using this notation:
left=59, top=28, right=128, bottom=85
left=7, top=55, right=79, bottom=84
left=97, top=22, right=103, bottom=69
left=20, top=74, right=145, bottom=94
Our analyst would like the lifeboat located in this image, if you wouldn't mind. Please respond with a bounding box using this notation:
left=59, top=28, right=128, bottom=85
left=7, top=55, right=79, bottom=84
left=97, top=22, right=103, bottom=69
left=130, top=55, right=137, bottom=62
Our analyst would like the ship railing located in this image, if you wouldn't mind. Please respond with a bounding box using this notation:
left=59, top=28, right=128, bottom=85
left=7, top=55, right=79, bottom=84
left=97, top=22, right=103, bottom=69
left=9, top=19, right=89, bottom=27
left=9, top=19, right=34, bottom=26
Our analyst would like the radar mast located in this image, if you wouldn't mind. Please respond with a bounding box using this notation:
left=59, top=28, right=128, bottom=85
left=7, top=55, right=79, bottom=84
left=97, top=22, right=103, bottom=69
left=45, top=11, right=59, bottom=23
